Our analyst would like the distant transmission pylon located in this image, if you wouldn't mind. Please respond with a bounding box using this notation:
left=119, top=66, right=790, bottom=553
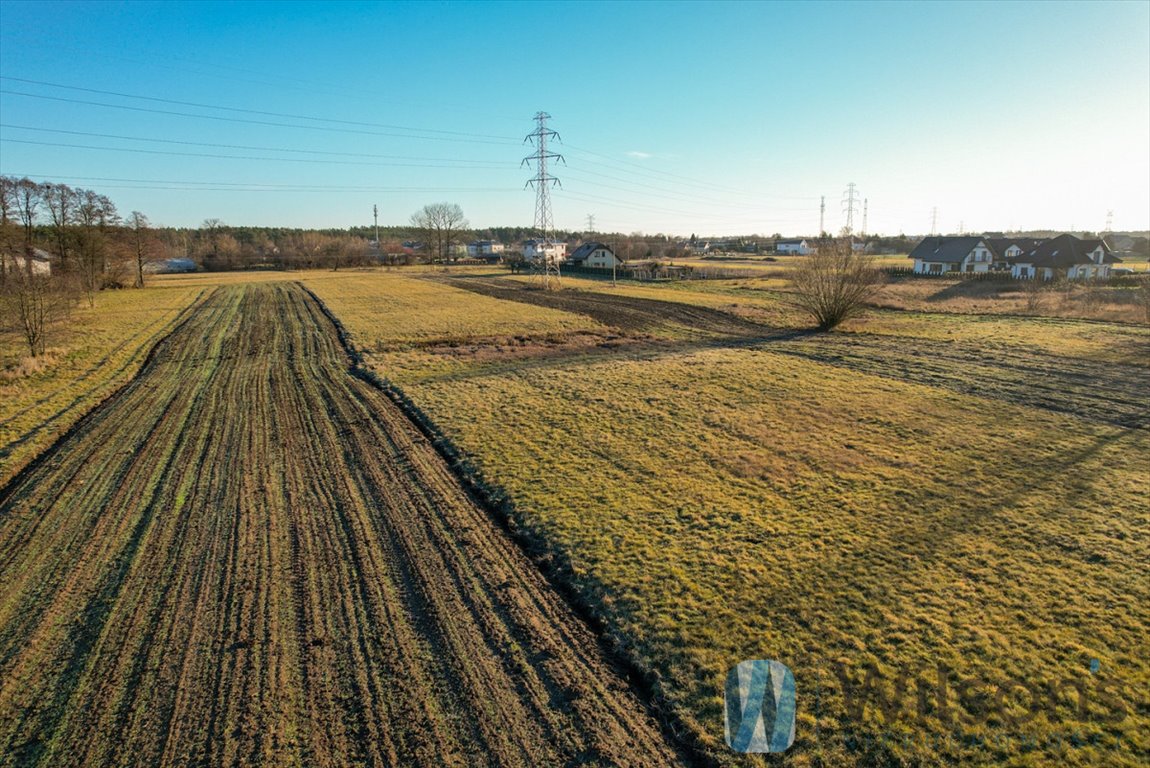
left=931, top=207, right=939, bottom=236
left=842, top=182, right=859, bottom=236
left=862, top=198, right=868, bottom=237
left=1104, top=209, right=1113, bottom=233
left=819, top=196, right=825, bottom=236
left=522, top=111, right=564, bottom=289
left=586, top=213, right=595, bottom=234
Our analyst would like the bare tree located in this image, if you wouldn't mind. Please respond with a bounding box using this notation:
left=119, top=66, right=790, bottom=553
left=1135, top=276, right=1150, bottom=325
left=13, top=178, right=42, bottom=263
left=127, top=211, right=154, bottom=288
left=0, top=270, right=76, bottom=357
left=75, top=189, right=119, bottom=304
left=0, top=176, right=16, bottom=285
left=1023, top=277, right=1046, bottom=313
left=788, top=238, right=884, bottom=330
left=410, top=202, right=467, bottom=263
left=43, top=182, right=77, bottom=272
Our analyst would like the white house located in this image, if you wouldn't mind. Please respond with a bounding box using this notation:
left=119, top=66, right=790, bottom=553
left=523, top=238, right=567, bottom=264
left=1, top=248, right=53, bottom=276
left=776, top=238, right=811, bottom=255
left=566, top=241, right=622, bottom=269
left=466, top=240, right=505, bottom=258
left=1011, top=235, right=1120, bottom=280
left=908, top=236, right=998, bottom=274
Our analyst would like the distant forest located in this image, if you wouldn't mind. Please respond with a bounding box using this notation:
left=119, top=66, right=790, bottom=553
left=4, top=176, right=1146, bottom=275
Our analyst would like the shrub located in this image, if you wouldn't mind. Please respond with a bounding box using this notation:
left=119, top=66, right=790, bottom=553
left=788, top=238, right=884, bottom=330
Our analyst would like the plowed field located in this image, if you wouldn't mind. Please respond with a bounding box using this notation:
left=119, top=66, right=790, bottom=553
left=0, top=282, right=686, bottom=768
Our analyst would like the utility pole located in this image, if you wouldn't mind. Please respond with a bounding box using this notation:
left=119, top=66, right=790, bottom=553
left=841, top=182, right=859, bottom=236
left=931, top=207, right=939, bottom=236
left=819, top=196, right=825, bottom=236
left=373, top=204, right=380, bottom=249
left=523, top=111, right=564, bottom=289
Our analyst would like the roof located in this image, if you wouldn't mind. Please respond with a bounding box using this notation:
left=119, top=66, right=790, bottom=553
left=987, top=238, right=1042, bottom=255
left=1016, top=234, right=1120, bottom=267
left=567, top=241, right=616, bottom=262
left=776, top=238, right=807, bottom=246
left=907, top=236, right=987, bottom=263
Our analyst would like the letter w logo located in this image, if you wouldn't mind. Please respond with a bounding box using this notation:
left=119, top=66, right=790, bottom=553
left=724, top=660, right=796, bottom=753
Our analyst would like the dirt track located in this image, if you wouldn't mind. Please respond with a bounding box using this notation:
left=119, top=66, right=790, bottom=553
left=0, top=283, right=687, bottom=767
left=445, top=275, right=768, bottom=337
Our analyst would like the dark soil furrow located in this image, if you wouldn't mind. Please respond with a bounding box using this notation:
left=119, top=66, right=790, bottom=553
left=0, top=282, right=690, bottom=767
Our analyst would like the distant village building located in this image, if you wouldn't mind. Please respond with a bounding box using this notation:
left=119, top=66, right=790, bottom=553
left=523, top=238, right=567, bottom=263
left=1, top=248, right=54, bottom=276
left=566, top=241, right=622, bottom=269
left=143, top=258, right=198, bottom=274
left=909, top=236, right=998, bottom=274
left=775, top=239, right=812, bottom=255
left=908, top=234, right=1120, bottom=279
left=466, top=240, right=505, bottom=259
left=1010, top=234, right=1118, bottom=280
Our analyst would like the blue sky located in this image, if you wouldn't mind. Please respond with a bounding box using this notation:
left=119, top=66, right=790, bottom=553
left=1, top=0, right=1147, bottom=236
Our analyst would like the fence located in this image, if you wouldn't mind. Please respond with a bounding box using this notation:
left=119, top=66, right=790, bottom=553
left=882, top=267, right=1145, bottom=286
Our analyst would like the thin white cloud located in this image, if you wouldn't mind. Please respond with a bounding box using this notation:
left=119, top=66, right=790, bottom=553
left=626, top=151, right=652, bottom=159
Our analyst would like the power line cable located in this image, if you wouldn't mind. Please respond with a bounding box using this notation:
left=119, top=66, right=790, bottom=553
left=0, top=137, right=513, bottom=170
left=0, top=123, right=508, bottom=164
left=0, top=89, right=516, bottom=145
left=0, top=76, right=521, bottom=141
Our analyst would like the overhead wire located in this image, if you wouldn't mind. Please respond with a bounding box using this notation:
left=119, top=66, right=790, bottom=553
left=0, top=89, right=518, bottom=146
left=0, top=124, right=509, bottom=164
left=0, top=77, right=521, bottom=141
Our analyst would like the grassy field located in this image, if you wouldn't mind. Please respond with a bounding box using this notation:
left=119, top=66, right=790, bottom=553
left=3, top=268, right=1146, bottom=766
left=307, top=270, right=1149, bottom=767
left=0, top=282, right=208, bottom=485
left=0, top=282, right=684, bottom=767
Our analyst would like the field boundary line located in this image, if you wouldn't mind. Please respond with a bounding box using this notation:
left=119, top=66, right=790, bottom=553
left=297, top=280, right=716, bottom=767
left=0, top=287, right=220, bottom=508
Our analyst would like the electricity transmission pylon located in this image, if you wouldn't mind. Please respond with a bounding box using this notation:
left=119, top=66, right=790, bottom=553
left=523, top=111, right=564, bottom=289
left=842, top=182, right=859, bottom=236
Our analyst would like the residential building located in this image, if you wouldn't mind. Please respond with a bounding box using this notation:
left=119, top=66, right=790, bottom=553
left=908, top=236, right=997, bottom=274
left=1011, top=234, right=1120, bottom=280
left=466, top=240, right=505, bottom=258
left=523, top=239, right=567, bottom=263
left=566, top=241, right=622, bottom=269
left=775, top=239, right=811, bottom=255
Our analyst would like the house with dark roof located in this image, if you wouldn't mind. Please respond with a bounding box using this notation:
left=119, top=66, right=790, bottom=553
left=1011, top=234, right=1120, bottom=280
left=987, top=238, right=1042, bottom=267
left=566, top=241, right=621, bottom=269
left=908, top=236, right=998, bottom=274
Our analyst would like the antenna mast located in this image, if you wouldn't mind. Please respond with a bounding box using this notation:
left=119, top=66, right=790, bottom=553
left=523, top=111, right=564, bottom=289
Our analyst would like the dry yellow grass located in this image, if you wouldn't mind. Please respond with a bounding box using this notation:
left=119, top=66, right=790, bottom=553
left=1, top=283, right=208, bottom=485
left=308, top=271, right=1149, bottom=767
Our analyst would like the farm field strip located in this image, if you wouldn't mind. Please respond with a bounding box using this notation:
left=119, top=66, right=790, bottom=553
left=435, top=276, right=1150, bottom=428
left=0, top=284, right=211, bottom=486
left=0, top=282, right=685, bottom=767
left=308, top=272, right=1149, bottom=766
